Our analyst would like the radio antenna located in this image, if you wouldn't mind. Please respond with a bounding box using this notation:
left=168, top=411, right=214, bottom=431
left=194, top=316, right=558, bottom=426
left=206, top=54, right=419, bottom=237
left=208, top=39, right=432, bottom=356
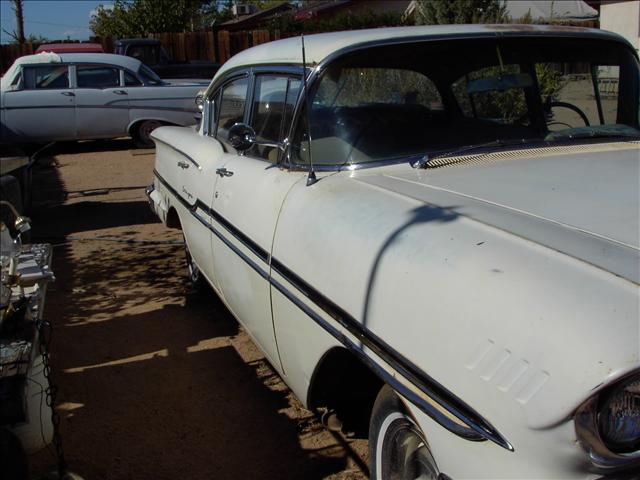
left=301, top=34, right=317, bottom=186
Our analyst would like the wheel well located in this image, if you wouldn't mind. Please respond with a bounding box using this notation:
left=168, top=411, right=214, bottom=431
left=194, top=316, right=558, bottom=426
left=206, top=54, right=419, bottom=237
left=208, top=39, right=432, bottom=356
left=308, top=347, right=383, bottom=438
left=128, top=119, right=171, bottom=136
left=166, top=206, right=182, bottom=230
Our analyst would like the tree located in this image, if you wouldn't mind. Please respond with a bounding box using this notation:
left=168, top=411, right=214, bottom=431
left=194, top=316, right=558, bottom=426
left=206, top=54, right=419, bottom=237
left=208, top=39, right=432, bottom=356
left=414, top=0, right=507, bottom=25
left=2, top=0, right=26, bottom=44
left=90, top=0, right=211, bottom=38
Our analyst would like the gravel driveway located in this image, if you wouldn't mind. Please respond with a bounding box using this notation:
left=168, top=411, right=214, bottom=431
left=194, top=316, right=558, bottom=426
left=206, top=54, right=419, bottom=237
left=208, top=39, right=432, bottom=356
left=26, top=139, right=368, bottom=480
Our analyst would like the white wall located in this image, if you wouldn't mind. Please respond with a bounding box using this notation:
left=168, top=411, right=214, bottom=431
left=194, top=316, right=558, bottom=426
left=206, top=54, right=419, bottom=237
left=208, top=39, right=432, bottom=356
left=600, top=0, right=640, bottom=52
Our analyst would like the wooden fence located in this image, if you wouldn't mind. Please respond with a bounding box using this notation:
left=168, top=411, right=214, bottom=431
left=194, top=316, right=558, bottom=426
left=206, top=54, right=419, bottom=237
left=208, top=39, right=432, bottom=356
left=0, top=29, right=278, bottom=74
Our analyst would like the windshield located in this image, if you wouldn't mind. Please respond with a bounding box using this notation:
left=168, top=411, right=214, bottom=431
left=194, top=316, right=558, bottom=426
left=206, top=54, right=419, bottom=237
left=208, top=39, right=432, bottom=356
left=293, top=36, right=640, bottom=167
left=138, top=64, right=164, bottom=86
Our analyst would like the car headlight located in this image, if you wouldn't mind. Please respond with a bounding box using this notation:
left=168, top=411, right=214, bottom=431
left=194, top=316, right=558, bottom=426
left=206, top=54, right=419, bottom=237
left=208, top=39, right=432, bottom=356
left=598, top=377, right=640, bottom=453
left=575, top=373, right=640, bottom=471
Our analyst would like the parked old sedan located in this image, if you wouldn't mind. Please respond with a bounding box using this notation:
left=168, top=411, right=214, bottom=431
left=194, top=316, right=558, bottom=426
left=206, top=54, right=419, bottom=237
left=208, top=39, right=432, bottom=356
left=148, top=25, right=640, bottom=479
left=0, top=52, right=208, bottom=147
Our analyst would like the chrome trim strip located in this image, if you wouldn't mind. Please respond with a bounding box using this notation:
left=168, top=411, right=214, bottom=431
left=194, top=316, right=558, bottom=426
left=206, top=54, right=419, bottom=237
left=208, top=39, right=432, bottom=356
left=269, top=257, right=512, bottom=449
left=2, top=105, right=196, bottom=114
left=153, top=138, right=202, bottom=170
left=1, top=105, right=77, bottom=110
left=153, top=169, right=513, bottom=451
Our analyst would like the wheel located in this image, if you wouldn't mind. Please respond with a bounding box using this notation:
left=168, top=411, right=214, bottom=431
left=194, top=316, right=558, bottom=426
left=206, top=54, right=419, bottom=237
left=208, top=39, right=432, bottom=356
left=134, top=120, right=164, bottom=148
left=369, top=385, right=440, bottom=480
left=184, top=238, right=207, bottom=291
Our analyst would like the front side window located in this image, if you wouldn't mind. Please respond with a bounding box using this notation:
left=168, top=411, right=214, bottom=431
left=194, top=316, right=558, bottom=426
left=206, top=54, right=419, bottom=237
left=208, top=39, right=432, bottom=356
left=76, top=65, right=120, bottom=88
left=216, top=77, right=249, bottom=141
left=23, top=65, right=69, bottom=90
left=247, top=75, right=301, bottom=161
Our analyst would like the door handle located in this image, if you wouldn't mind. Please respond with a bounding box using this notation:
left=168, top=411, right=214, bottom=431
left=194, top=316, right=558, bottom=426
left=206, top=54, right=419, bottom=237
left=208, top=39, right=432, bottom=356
left=113, top=90, right=128, bottom=95
left=216, top=168, right=234, bottom=177
left=178, top=161, right=189, bottom=169
left=61, top=91, right=75, bottom=96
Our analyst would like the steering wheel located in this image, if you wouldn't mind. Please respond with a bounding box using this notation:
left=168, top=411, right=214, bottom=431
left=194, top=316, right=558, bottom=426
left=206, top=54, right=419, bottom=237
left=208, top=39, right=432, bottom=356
left=547, top=101, right=590, bottom=127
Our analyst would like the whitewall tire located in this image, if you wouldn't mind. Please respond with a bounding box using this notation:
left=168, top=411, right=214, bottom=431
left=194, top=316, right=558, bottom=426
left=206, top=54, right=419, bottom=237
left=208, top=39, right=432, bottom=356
left=369, top=385, right=442, bottom=480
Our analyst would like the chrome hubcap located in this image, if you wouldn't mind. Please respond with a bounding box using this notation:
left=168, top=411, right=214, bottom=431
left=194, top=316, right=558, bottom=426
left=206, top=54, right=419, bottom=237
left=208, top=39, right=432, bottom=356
left=381, top=419, right=439, bottom=480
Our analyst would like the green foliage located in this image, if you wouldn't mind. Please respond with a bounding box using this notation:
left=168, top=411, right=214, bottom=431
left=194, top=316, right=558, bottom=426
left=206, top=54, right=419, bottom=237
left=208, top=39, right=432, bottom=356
left=453, top=64, right=567, bottom=124
left=414, top=0, right=507, bottom=25
left=412, top=0, right=564, bottom=124
left=90, top=0, right=211, bottom=38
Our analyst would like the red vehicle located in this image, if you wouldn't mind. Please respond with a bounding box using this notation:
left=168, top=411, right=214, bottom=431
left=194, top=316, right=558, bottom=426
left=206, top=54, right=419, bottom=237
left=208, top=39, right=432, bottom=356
left=34, top=43, right=104, bottom=54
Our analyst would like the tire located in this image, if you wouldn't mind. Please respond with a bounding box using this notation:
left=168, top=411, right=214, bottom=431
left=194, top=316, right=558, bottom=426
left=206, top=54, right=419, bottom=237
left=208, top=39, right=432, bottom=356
left=184, top=238, right=207, bottom=291
left=369, top=385, right=441, bottom=480
left=133, top=120, right=163, bottom=148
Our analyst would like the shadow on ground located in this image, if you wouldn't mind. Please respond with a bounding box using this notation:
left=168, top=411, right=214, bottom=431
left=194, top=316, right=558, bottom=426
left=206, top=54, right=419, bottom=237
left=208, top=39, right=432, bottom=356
left=26, top=146, right=363, bottom=479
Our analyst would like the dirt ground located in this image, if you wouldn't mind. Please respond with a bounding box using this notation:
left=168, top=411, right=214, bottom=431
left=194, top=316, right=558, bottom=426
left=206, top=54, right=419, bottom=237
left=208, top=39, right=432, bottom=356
left=25, top=139, right=368, bottom=480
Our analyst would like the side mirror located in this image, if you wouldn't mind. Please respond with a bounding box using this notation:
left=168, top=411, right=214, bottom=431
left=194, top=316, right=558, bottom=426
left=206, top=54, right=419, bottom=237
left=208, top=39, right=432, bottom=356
left=228, top=123, right=256, bottom=151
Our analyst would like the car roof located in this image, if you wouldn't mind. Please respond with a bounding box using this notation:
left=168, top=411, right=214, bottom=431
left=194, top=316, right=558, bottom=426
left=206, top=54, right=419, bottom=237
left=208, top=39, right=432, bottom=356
left=216, top=24, right=630, bottom=79
left=12, top=52, right=142, bottom=71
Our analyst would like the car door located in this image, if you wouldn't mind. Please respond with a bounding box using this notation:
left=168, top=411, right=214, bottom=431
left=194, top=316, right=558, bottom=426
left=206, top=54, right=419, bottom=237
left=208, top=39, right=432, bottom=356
left=211, top=73, right=304, bottom=370
left=74, top=64, right=130, bottom=139
left=1, top=64, right=76, bottom=142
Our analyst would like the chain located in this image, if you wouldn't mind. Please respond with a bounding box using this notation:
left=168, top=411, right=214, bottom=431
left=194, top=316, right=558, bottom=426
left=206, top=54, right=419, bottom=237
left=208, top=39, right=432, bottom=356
left=37, top=317, right=68, bottom=478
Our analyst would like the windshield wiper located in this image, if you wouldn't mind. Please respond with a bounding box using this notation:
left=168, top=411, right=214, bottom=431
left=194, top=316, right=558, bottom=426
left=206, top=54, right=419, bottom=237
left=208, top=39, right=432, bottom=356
left=545, top=125, right=640, bottom=142
left=411, top=138, right=543, bottom=169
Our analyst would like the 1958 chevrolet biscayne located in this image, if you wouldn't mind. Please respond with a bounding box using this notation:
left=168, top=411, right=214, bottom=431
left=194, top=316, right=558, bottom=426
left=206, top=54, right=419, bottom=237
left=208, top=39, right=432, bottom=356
left=0, top=52, right=207, bottom=147
left=147, top=25, right=640, bottom=479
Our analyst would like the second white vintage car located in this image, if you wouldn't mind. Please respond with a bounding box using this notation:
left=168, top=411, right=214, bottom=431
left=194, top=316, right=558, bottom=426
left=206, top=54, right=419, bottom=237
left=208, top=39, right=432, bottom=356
left=148, top=25, right=640, bottom=479
left=0, top=52, right=208, bottom=147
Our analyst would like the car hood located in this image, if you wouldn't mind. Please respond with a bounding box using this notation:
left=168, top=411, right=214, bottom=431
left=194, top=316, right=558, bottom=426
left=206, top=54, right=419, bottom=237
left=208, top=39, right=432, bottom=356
left=359, top=142, right=640, bottom=284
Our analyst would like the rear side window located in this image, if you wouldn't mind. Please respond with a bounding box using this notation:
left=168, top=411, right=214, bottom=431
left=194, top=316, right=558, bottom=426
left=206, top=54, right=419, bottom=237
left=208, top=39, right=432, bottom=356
left=23, top=65, right=69, bottom=89
left=77, top=65, right=120, bottom=88
left=216, top=77, right=249, bottom=140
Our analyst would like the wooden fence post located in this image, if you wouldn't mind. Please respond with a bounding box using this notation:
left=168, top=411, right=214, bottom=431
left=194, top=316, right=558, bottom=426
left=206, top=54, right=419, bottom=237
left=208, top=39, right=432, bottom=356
left=218, top=30, right=230, bottom=63
left=206, top=31, right=215, bottom=62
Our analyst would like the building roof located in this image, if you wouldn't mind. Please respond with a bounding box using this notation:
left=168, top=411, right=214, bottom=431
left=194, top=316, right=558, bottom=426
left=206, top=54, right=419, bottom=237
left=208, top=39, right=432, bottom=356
left=216, top=24, right=626, bottom=79
left=219, top=2, right=294, bottom=31
left=405, top=0, right=598, bottom=21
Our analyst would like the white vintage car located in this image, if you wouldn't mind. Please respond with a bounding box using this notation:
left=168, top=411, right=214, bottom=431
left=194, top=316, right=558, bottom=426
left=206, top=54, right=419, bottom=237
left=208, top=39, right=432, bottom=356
left=147, top=25, right=640, bottom=479
left=0, top=52, right=208, bottom=147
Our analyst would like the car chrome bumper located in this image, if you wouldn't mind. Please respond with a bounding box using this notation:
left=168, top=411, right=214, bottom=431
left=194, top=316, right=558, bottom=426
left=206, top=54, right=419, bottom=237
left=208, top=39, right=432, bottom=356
left=145, top=184, right=155, bottom=213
